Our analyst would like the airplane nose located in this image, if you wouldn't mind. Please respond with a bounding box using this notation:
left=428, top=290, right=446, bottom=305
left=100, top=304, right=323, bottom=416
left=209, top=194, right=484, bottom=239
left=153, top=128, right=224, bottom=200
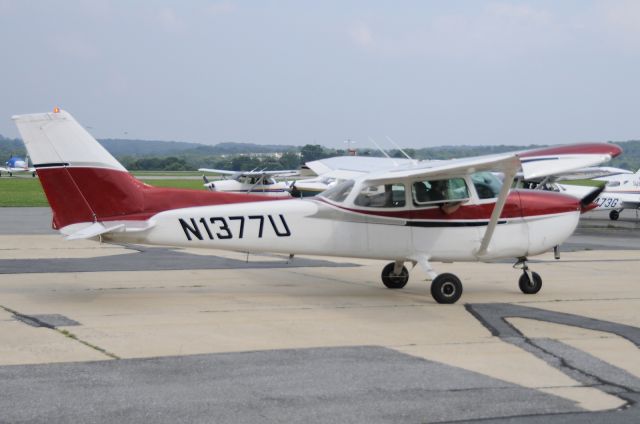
left=517, top=190, right=581, bottom=217
left=516, top=189, right=582, bottom=256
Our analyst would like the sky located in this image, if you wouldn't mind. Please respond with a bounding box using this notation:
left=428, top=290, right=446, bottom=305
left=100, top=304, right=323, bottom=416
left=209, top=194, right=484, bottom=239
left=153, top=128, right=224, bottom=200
left=1, top=0, right=639, bottom=148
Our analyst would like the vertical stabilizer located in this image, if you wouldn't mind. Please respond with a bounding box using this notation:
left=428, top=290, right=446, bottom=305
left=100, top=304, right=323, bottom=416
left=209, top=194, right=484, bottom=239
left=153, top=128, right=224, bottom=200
left=13, top=109, right=282, bottom=234
left=13, top=109, right=144, bottom=231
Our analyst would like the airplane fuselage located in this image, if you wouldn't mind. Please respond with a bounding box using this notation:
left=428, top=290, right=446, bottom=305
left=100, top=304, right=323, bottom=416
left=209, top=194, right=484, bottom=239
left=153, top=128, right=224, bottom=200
left=105, top=192, right=580, bottom=263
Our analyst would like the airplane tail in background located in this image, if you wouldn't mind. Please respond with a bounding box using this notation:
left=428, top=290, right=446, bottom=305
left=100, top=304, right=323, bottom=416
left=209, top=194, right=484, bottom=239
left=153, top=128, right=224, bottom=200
left=13, top=109, right=277, bottom=234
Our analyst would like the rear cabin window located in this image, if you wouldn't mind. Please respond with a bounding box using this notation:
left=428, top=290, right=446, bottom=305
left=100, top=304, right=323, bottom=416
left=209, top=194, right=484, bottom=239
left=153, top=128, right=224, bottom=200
left=354, top=183, right=406, bottom=208
left=470, top=172, right=502, bottom=199
left=412, top=178, right=469, bottom=206
left=319, top=179, right=354, bottom=203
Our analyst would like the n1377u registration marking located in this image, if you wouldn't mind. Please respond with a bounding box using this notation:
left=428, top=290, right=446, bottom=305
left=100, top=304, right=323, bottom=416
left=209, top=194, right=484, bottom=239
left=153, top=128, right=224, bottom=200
left=179, top=214, right=291, bottom=241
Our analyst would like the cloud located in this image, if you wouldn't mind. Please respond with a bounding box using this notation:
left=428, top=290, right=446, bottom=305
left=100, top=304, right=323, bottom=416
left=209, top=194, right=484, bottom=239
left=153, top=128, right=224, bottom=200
left=599, top=0, right=640, bottom=48
left=348, top=21, right=374, bottom=48
left=205, top=1, right=236, bottom=16
left=346, top=2, right=559, bottom=58
left=156, top=6, right=183, bottom=32
left=48, top=34, right=99, bottom=60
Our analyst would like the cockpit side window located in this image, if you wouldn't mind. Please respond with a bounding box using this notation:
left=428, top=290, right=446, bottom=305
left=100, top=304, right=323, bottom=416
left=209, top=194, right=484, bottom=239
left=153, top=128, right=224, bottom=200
left=470, top=172, right=502, bottom=199
left=319, top=179, right=354, bottom=203
left=412, top=178, right=469, bottom=206
left=354, top=183, right=406, bottom=208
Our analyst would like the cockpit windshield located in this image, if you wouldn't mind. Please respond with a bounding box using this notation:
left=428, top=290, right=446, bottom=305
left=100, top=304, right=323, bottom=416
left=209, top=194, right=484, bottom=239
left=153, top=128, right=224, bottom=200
left=319, top=179, right=354, bottom=203
left=470, top=172, right=502, bottom=199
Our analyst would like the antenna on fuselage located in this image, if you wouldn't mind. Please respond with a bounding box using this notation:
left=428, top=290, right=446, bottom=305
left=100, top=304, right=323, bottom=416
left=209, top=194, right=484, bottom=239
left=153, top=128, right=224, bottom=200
left=385, top=136, right=417, bottom=163
left=368, top=137, right=392, bottom=159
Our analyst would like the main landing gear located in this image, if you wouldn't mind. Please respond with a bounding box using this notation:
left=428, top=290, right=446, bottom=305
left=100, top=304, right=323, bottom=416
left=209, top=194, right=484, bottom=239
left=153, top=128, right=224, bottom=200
left=380, top=257, right=463, bottom=304
left=381, top=261, right=409, bottom=289
left=609, top=210, right=620, bottom=221
left=380, top=256, right=544, bottom=304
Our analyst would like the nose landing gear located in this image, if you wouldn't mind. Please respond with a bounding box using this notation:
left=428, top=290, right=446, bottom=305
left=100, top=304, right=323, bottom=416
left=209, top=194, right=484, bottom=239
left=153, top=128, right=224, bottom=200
left=514, top=257, right=542, bottom=294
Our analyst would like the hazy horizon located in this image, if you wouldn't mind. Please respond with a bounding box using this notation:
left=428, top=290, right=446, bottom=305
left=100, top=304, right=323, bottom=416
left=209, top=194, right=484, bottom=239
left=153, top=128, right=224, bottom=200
left=2, top=1, right=639, bottom=148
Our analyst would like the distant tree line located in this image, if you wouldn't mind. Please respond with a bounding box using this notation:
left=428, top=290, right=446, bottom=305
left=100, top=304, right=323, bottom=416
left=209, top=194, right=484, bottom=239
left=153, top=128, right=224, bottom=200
left=2, top=134, right=640, bottom=172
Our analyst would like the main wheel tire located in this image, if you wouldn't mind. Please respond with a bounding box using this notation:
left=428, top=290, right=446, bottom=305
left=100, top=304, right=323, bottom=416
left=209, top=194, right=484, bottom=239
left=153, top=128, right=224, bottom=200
left=609, top=210, right=620, bottom=221
left=430, top=273, right=463, bottom=304
left=518, top=271, right=542, bottom=294
left=381, top=262, right=409, bottom=289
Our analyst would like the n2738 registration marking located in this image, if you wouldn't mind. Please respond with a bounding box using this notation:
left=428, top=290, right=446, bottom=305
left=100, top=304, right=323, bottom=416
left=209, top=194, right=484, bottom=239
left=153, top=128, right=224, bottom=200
left=179, top=214, right=291, bottom=241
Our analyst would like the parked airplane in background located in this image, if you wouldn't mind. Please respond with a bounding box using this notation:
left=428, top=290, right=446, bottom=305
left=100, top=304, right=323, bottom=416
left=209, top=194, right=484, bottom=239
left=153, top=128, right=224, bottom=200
left=13, top=109, right=621, bottom=304
left=554, top=169, right=640, bottom=220
left=198, top=168, right=298, bottom=197
left=0, top=155, right=36, bottom=177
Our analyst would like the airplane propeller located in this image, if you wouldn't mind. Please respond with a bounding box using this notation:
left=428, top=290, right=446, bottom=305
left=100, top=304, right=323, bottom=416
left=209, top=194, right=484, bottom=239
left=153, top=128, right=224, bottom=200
left=289, top=180, right=301, bottom=198
left=579, top=185, right=605, bottom=213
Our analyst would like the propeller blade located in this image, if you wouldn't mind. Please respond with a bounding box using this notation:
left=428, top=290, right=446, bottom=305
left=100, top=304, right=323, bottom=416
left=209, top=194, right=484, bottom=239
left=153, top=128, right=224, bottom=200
left=580, top=185, right=605, bottom=213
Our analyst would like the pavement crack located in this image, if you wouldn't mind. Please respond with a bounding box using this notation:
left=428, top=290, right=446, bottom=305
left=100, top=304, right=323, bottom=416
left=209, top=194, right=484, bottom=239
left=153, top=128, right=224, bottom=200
left=0, top=304, right=120, bottom=360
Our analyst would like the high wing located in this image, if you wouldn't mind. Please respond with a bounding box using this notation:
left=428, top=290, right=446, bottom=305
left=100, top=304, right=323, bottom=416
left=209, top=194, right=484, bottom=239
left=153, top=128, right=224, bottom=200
left=306, top=156, right=415, bottom=176
left=517, top=144, right=622, bottom=180
left=198, top=168, right=299, bottom=178
left=305, top=144, right=620, bottom=182
left=362, top=153, right=519, bottom=185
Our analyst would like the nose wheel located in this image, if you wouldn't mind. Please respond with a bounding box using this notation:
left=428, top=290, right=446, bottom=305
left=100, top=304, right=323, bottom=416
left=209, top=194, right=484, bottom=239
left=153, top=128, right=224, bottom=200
left=514, top=257, right=543, bottom=294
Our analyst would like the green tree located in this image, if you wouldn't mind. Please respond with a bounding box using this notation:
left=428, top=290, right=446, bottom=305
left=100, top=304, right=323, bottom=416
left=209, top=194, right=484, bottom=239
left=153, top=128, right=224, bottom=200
left=300, top=144, right=327, bottom=163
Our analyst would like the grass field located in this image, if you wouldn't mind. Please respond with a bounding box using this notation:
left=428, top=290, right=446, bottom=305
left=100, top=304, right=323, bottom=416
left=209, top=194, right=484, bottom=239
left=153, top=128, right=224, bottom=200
left=0, top=176, right=207, bottom=207
left=132, top=171, right=204, bottom=177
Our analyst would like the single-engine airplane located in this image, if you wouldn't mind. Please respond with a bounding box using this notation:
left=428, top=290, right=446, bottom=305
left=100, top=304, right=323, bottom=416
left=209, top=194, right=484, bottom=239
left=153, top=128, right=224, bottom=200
left=13, top=109, right=621, bottom=303
left=0, top=155, right=36, bottom=177
left=199, top=168, right=298, bottom=197
left=553, top=168, right=640, bottom=220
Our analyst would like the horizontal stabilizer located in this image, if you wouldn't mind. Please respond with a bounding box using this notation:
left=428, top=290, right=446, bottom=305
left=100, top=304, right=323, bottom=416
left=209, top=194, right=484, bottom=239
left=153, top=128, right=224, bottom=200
left=65, top=221, right=156, bottom=240
left=65, top=222, right=125, bottom=240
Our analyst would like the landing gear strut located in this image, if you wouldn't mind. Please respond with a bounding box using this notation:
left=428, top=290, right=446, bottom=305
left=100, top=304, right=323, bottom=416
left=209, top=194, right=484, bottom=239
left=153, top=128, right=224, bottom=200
left=514, top=257, right=542, bottom=294
left=609, top=210, right=620, bottom=221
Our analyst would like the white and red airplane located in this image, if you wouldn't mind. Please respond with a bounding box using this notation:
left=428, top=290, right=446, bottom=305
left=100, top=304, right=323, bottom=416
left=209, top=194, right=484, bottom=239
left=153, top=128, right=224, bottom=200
left=13, top=109, right=621, bottom=304
left=198, top=168, right=298, bottom=197
left=553, top=169, right=640, bottom=220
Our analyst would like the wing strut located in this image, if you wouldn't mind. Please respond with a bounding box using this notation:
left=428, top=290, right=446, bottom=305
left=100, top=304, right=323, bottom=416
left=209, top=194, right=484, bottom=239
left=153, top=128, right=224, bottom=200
left=475, top=163, right=520, bottom=258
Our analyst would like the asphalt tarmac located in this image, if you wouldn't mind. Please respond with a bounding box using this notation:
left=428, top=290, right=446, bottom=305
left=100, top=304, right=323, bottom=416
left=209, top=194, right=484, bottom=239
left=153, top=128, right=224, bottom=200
left=1, top=207, right=639, bottom=423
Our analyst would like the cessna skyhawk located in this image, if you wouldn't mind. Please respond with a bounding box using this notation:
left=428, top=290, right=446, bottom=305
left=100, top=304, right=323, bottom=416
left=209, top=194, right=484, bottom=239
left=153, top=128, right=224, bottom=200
left=198, top=168, right=298, bottom=197
left=13, top=109, right=620, bottom=303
